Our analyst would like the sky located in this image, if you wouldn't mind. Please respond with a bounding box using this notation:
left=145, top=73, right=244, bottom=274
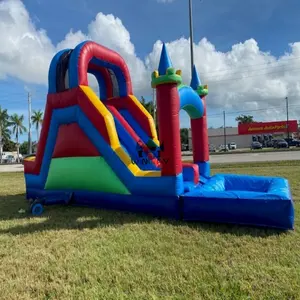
left=0, top=0, right=300, bottom=143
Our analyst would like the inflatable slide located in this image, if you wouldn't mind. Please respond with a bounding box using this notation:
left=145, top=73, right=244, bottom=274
left=23, top=41, right=294, bottom=230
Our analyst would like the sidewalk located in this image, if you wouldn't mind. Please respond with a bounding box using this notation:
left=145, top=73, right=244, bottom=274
left=0, top=164, right=24, bottom=173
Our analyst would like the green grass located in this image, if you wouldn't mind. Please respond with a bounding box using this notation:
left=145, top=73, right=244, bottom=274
left=0, top=161, right=299, bottom=300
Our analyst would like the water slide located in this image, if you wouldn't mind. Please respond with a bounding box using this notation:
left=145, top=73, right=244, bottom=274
left=23, top=41, right=294, bottom=230
left=24, top=41, right=197, bottom=199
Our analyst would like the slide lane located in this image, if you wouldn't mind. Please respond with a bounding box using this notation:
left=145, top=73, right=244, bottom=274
left=106, top=104, right=160, bottom=171
left=114, top=87, right=203, bottom=162
left=107, top=95, right=160, bottom=159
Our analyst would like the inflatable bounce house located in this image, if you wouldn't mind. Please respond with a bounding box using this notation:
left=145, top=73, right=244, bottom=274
left=23, top=41, right=294, bottom=229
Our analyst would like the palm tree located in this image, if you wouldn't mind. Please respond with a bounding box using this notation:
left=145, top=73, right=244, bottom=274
left=1, top=127, right=11, bottom=141
left=0, top=106, right=10, bottom=163
left=140, top=96, right=158, bottom=128
left=140, top=96, right=154, bottom=115
left=235, top=114, right=255, bottom=124
left=31, top=110, right=43, bottom=141
left=9, top=114, right=27, bottom=163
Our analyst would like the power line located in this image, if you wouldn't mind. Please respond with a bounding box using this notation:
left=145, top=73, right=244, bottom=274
left=203, top=63, right=300, bottom=80
left=204, top=66, right=300, bottom=83
left=200, top=55, right=300, bottom=75
left=207, top=103, right=300, bottom=117
left=0, top=67, right=300, bottom=121
left=0, top=53, right=299, bottom=98
left=0, top=63, right=300, bottom=102
left=208, top=105, right=300, bottom=118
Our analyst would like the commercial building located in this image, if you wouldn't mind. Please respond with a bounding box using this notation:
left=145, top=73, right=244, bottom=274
left=188, top=127, right=252, bottom=150
left=188, top=120, right=299, bottom=150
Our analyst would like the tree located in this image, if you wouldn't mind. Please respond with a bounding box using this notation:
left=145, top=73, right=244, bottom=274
left=3, top=139, right=16, bottom=152
left=9, top=114, right=27, bottom=163
left=140, top=96, right=154, bottom=116
left=1, top=126, right=11, bottom=141
left=140, top=96, right=159, bottom=134
left=180, top=128, right=189, bottom=145
left=31, top=109, right=43, bottom=141
left=19, top=141, right=29, bottom=155
left=0, top=106, right=10, bottom=163
left=235, top=114, right=255, bottom=124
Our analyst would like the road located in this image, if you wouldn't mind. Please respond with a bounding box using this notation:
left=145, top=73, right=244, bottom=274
left=183, top=150, right=300, bottom=163
left=0, top=151, right=299, bottom=173
left=0, top=164, right=24, bottom=173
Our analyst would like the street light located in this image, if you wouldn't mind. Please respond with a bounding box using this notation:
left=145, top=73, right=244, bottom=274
left=28, top=92, right=32, bottom=154
left=285, top=96, right=289, bottom=141
left=0, top=136, right=2, bottom=164
left=188, top=0, right=194, bottom=79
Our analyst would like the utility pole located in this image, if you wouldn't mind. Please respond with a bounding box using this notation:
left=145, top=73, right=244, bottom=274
left=28, top=92, right=32, bottom=154
left=285, top=96, right=289, bottom=141
left=223, top=110, right=227, bottom=150
left=0, top=134, right=2, bottom=164
left=152, top=88, right=156, bottom=125
left=188, top=0, right=194, bottom=78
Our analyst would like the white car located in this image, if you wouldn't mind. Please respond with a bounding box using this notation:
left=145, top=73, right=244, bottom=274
left=3, top=155, right=16, bottom=163
left=229, top=142, right=237, bottom=150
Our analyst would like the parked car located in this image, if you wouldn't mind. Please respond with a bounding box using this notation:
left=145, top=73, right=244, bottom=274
left=219, top=144, right=229, bottom=152
left=285, top=138, right=300, bottom=147
left=250, top=141, right=263, bottom=150
left=3, top=155, right=16, bottom=163
left=266, top=140, right=275, bottom=147
left=228, top=142, right=237, bottom=150
left=274, top=139, right=288, bottom=148
left=181, top=144, right=189, bottom=151
left=209, top=144, right=216, bottom=152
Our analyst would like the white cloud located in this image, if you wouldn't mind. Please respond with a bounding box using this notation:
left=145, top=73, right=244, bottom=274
left=0, top=0, right=54, bottom=84
left=0, top=0, right=300, bottom=123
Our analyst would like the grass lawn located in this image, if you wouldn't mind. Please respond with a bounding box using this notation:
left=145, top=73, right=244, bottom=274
left=0, top=161, right=299, bottom=300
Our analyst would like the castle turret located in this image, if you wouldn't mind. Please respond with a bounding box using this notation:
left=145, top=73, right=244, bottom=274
left=190, top=65, right=210, bottom=177
left=151, top=43, right=182, bottom=176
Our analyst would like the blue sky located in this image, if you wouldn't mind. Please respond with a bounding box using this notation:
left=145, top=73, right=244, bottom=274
left=1, top=0, right=300, bottom=142
left=24, top=0, right=299, bottom=57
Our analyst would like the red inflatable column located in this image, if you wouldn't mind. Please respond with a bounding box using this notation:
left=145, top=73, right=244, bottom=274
left=192, top=85, right=210, bottom=177
left=152, top=68, right=182, bottom=176
left=192, top=95, right=209, bottom=162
